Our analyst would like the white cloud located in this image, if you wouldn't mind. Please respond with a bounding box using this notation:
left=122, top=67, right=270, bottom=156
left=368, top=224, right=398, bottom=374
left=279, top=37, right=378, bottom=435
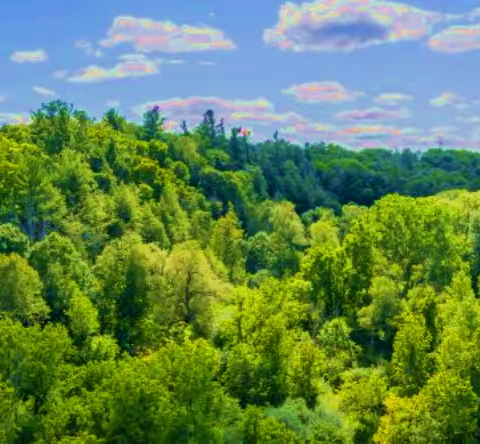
left=430, top=91, right=468, bottom=108
left=66, top=54, right=160, bottom=83
left=373, top=93, right=414, bottom=106
left=0, top=113, right=30, bottom=124
left=33, top=86, right=57, bottom=97
left=197, top=61, right=217, bottom=66
left=53, top=70, right=69, bottom=79
left=10, top=49, right=48, bottom=63
left=99, top=16, right=236, bottom=53
left=282, top=81, right=365, bottom=103
left=162, top=59, right=186, bottom=64
left=263, top=0, right=460, bottom=52
left=457, top=115, right=480, bottom=124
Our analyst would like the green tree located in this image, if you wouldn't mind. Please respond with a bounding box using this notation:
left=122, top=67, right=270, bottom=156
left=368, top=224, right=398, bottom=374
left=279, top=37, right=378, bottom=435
left=390, top=312, right=432, bottom=396
left=103, top=107, right=125, bottom=131
left=142, top=105, right=165, bottom=141
left=210, top=205, right=246, bottom=283
left=0, top=223, right=29, bottom=255
left=0, top=253, right=49, bottom=324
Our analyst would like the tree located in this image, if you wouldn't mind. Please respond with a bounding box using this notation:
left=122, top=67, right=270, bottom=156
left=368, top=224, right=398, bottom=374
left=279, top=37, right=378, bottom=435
left=300, top=244, right=347, bottom=327
left=0, top=253, right=49, bottom=324
left=390, top=312, right=432, bottom=396
left=66, top=289, right=100, bottom=344
left=163, top=241, right=225, bottom=337
left=210, top=205, right=246, bottom=283
left=102, top=108, right=125, bottom=131
left=30, top=100, right=74, bottom=155
left=29, top=232, right=98, bottom=321
left=338, top=367, right=388, bottom=442
left=357, top=271, right=403, bottom=344
left=0, top=376, right=32, bottom=443
left=375, top=371, right=478, bottom=443
left=221, top=280, right=308, bottom=407
left=142, top=105, right=165, bottom=141
left=0, top=223, right=29, bottom=255
left=0, top=319, right=72, bottom=414
left=268, top=202, right=307, bottom=277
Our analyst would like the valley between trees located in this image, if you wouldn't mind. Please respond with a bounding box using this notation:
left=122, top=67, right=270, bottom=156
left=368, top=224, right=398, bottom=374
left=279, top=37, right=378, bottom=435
left=1, top=101, right=480, bottom=442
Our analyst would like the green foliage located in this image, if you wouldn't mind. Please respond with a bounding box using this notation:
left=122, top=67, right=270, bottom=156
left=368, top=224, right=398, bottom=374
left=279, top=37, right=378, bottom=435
left=390, top=312, right=433, bottom=396
left=2, top=101, right=480, bottom=442
left=0, top=253, right=49, bottom=324
left=0, top=223, right=29, bottom=254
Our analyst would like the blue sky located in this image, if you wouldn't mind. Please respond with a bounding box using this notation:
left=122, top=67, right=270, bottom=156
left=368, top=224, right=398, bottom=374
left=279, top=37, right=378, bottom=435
left=2, top=0, right=480, bottom=150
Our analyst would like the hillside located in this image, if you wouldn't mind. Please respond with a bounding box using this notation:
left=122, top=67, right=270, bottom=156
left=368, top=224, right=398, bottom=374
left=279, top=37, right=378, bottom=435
left=1, top=101, right=480, bottom=442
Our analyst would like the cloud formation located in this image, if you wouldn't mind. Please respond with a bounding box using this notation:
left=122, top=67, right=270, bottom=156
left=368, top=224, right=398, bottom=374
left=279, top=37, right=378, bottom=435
left=429, top=125, right=457, bottom=134
left=162, top=59, right=186, bottom=64
left=279, top=122, right=337, bottom=140
left=0, top=113, right=30, bottom=125
left=373, top=93, right=414, bottom=106
left=33, top=86, right=57, bottom=97
left=282, top=81, right=364, bottom=103
left=336, top=124, right=402, bottom=137
left=230, top=111, right=307, bottom=126
left=429, top=91, right=467, bottom=108
left=99, top=16, right=236, bottom=53
left=263, top=0, right=456, bottom=52
left=133, top=96, right=274, bottom=119
left=66, top=54, right=160, bottom=83
left=132, top=96, right=289, bottom=132
left=53, top=70, right=69, bottom=79
left=468, top=7, right=480, bottom=21
left=428, top=23, right=480, bottom=53
left=198, top=61, right=217, bottom=66
left=10, top=49, right=47, bottom=63
left=457, top=115, right=480, bottom=124
left=335, top=106, right=409, bottom=120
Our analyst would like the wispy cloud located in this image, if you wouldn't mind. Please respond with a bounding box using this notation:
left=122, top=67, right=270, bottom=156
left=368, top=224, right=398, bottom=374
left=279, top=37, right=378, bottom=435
left=132, top=96, right=276, bottom=129
left=66, top=54, right=160, bottom=83
left=230, top=111, right=307, bottom=126
left=263, top=0, right=459, bottom=52
left=457, top=115, right=480, bottom=124
left=10, top=49, right=48, bottom=63
left=162, top=59, right=186, bottom=64
left=133, top=96, right=273, bottom=116
left=33, top=86, right=57, bottom=97
left=53, top=70, right=69, bottom=79
left=197, top=61, right=217, bottom=66
left=467, top=7, right=480, bottom=21
left=99, top=16, right=237, bottom=53
left=74, top=40, right=103, bottom=57
left=428, top=23, right=480, bottom=53
left=335, top=106, right=409, bottom=120
left=373, top=93, right=414, bottom=106
left=429, top=91, right=468, bottom=108
left=336, top=124, right=402, bottom=137
left=282, top=81, right=365, bottom=103
left=279, top=122, right=337, bottom=139
left=0, top=113, right=30, bottom=124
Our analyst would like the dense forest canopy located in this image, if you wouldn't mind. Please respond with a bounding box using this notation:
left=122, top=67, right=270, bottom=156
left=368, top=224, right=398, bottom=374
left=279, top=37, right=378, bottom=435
left=2, top=100, right=480, bottom=442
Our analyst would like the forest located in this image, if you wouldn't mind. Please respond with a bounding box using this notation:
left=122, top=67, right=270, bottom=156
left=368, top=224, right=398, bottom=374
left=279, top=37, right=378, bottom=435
left=2, top=99, right=480, bottom=442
